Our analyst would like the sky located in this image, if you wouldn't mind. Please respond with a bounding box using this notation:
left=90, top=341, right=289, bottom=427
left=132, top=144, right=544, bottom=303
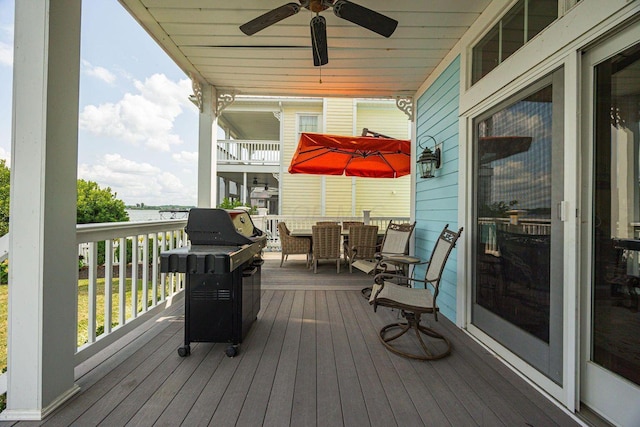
left=0, top=0, right=202, bottom=206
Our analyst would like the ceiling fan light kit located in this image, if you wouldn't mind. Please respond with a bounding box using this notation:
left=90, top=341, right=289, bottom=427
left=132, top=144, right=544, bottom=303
left=240, top=0, right=398, bottom=66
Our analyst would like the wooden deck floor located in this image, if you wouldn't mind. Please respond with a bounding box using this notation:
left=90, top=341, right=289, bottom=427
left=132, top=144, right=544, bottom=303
left=4, top=254, right=581, bottom=426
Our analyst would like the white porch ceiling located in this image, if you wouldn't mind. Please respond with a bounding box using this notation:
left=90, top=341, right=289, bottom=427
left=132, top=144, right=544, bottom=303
left=118, top=0, right=492, bottom=98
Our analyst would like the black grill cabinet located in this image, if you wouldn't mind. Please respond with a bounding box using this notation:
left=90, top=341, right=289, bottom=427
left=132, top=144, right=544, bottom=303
left=160, top=208, right=266, bottom=357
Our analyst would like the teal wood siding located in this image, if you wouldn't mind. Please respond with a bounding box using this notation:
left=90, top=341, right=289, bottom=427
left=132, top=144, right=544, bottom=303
left=414, top=56, right=460, bottom=322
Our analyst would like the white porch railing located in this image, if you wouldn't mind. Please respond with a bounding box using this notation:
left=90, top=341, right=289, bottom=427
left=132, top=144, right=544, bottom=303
left=0, top=220, right=190, bottom=395
left=0, top=234, right=7, bottom=262
left=74, top=219, right=188, bottom=364
left=217, top=139, right=280, bottom=164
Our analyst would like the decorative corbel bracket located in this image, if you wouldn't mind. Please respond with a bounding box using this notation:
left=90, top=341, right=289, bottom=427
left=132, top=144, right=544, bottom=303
left=396, top=96, right=414, bottom=121
left=189, top=74, right=203, bottom=113
left=216, top=91, right=236, bottom=116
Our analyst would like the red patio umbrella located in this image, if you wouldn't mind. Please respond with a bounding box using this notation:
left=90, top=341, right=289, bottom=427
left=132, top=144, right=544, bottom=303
left=288, top=132, right=411, bottom=178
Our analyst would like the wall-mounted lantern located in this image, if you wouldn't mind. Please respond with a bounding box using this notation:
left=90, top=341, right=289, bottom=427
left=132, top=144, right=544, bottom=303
left=417, top=136, right=442, bottom=179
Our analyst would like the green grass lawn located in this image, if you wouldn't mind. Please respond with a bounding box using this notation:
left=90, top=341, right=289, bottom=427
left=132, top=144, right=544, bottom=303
left=0, top=274, right=178, bottom=372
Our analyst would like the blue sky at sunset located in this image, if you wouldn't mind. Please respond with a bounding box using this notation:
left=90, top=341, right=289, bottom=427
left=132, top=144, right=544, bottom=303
left=0, top=0, right=201, bottom=205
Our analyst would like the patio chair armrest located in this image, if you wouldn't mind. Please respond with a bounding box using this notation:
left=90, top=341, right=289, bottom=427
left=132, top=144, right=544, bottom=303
left=373, top=272, right=403, bottom=284
left=370, top=276, right=389, bottom=310
left=375, top=273, right=431, bottom=289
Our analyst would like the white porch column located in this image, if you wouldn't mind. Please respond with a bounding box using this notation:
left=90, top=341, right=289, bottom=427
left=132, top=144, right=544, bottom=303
left=3, top=0, right=81, bottom=420
left=241, top=172, right=247, bottom=204
left=197, top=84, right=217, bottom=207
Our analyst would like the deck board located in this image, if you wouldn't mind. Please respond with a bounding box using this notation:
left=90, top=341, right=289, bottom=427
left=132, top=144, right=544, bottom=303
left=9, top=255, right=581, bottom=426
left=327, top=290, right=371, bottom=427
left=315, top=291, right=343, bottom=427
left=236, top=290, right=291, bottom=427
left=262, top=290, right=305, bottom=427
left=291, top=290, right=317, bottom=426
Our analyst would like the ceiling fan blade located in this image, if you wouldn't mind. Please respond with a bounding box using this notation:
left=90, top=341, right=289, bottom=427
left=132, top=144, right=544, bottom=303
left=333, top=0, right=398, bottom=38
left=310, top=15, right=328, bottom=66
left=240, top=3, right=301, bottom=36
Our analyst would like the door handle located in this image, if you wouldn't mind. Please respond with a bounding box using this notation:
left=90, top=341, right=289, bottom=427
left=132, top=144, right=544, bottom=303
left=558, top=201, right=569, bottom=222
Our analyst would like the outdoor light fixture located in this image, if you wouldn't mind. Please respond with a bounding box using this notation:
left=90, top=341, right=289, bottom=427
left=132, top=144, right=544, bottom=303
left=417, top=136, right=442, bottom=179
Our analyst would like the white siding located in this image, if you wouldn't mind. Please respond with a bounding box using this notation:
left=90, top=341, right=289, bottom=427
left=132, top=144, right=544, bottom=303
left=281, top=103, right=323, bottom=215
left=324, top=98, right=354, bottom=215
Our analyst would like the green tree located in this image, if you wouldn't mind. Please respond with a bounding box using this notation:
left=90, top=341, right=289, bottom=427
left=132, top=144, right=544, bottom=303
left=217, top=197, right=257, bottom=214
left=0, top=160, right=9, bottom=237
left=77, top=180, right=129, bottom=266
left=77, top=179, right=129, bottom=224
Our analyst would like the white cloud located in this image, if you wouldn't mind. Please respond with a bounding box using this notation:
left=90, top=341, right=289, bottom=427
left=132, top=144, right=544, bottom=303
left=0, top=41, right=12, bottom=67
left=172, top=151, right=197, bottom=164
left=79, top=73, right=195, bottom=152
left=82, top=60, right=116, bottom=84
left=0, top=146, right=10, bottom=167
left=78, top=154, right=196, bottom=205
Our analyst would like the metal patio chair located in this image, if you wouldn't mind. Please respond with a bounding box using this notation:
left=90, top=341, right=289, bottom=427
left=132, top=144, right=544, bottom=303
left=344, top=225, right=379, bottom=273
left=353, top=220, right=416, bottom=297
left=369, top=224, right=463, bottom=360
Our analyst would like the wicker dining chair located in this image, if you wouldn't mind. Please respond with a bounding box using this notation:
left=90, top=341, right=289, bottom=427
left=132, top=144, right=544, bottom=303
left=342, top=220, right=365, bottom=248
left=311, top=224, right=342, bottom=273
left=369, top=225, right=463, bottom=360
left=344, top=225, right=379, bottom=273
left=277, top=222, right=311, bottom=267
left=342, top=221, right=364, bottom=230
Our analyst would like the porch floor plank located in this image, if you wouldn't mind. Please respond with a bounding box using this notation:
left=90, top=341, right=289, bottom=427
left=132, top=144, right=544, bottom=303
left=326, top=290, right=370, bottom=427
left=291, top=290, right=318, bottom=427
left=314, top=291, right=344, bottom=427
left=236, top=290, right=294, bottom=427
left=5, top=255, right=581, bottom=426
left=337, top=292, right=404, bottom=427
left=262, top=290, right=305, bottom=427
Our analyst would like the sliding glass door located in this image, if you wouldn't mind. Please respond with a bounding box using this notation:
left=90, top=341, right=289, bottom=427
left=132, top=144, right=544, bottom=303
left=581, top=23, right=640, bottom=426
left=472, top=69, right=564, bottom=384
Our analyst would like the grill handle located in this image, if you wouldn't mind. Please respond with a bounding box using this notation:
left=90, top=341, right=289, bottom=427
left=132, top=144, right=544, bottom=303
left=242, top=266, right=258, bottom=277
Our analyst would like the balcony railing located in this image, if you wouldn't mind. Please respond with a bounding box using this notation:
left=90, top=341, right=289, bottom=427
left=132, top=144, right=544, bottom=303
left=217, top=139, right=280, bottom=165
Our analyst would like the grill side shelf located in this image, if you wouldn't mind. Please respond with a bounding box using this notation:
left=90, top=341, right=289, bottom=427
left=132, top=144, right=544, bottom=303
left=160, top=243, right=262, bottom=274
left=160, top=248, right=230, bottom=274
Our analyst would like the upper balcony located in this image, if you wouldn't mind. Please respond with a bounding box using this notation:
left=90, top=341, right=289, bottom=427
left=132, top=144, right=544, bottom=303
left=217, top=139, right=280, bottom=166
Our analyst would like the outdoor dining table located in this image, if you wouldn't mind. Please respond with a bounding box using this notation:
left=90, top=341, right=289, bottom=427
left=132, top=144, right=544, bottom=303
left=290, top=228, right=386, bottom=239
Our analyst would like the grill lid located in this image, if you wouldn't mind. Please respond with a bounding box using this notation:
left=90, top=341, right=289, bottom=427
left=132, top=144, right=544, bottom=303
left=185, top=208, right=264, bottom=246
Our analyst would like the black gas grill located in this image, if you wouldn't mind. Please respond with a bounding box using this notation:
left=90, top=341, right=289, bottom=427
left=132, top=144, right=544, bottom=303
left=160, top=208, right=266, bottom=357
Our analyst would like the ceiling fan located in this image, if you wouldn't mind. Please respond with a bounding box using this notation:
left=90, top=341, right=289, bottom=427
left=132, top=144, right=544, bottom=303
left=239, top=0, right=398, bottom=66
left=252, top=177, right=269, bottom=190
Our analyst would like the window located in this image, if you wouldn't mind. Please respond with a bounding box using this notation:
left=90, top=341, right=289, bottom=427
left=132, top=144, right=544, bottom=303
left=472, top=0, right=559, bottom=84
left=298, top=114, right=320, bottom=134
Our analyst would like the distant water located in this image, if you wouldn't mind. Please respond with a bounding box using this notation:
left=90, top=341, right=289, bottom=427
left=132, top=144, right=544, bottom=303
left=126, top=209, right=191, bottom=221
left=126, top=209, right=161, bottom=221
